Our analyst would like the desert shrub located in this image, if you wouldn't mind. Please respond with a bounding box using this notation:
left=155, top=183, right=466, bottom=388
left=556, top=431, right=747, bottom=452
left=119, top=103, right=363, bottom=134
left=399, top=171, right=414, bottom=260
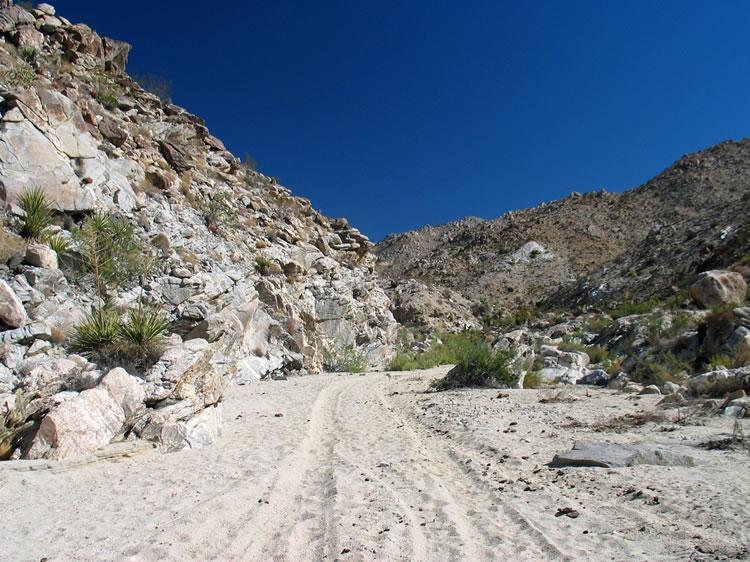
left=20, top=47, right=36, bottom=65
left=18, top=187, right=53, bottom=239
left=70, top=307, right=121, bottom=354
left=323, top=344, right=367, bottom=373
left=388, top=352, right=418, bottom=371
left=636, top=351, right=691, bottom=386
left=3, top=62, right=36, bottom=88
left=199, top=192, right=235, bottom=230
left=96, top=92, right=119, bottom=110
left=709, top=354, right=733, bottom=369
left=582, top=315, right=612, bottom=334
left=0, top=389, right=33, bottom=460
left=133, top=73, right=173, bottom=102
left=431, top=337, right=517, bottom=390
left=585, top=345, right=611, bottom=364
left=522, top=369, right=543, bottom=389
left=255, top=255, right=274, bottom=273
left=609, top=299, right=663, bottom=320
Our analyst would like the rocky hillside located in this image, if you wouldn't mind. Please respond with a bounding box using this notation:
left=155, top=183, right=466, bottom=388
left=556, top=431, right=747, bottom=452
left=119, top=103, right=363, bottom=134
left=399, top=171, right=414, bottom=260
left=375, top=140, right=750, bottom=314
left=0, top=2, right=398, bottom=459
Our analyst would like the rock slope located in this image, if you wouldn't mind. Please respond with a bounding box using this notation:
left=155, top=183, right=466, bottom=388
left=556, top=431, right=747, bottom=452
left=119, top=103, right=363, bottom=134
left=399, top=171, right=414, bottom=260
left=375, top=140, right=750, bottom=313
left=0, top=2, right=398, bottom=459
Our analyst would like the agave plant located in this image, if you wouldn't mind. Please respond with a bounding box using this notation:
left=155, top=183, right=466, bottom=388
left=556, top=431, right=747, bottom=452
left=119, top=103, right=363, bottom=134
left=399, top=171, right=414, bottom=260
left=18, top=187, right=54, bottom=239
left=119, top=305, right=169, bottom=348
left=70, top=307, right=121, bottom=354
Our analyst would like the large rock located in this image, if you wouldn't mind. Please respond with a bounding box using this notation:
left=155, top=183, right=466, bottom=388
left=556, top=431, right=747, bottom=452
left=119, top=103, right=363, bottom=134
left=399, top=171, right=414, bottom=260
left=551, top=441, right=703, bottom=468
left=25, top=367, right=144, bottom=460
left=26, top=387, right=124, bottom=460
left=0, top=89, right=99, bottom=211
left=689, top=270, right=747, bottom=309
left=0, top=280, right=28, bottom=328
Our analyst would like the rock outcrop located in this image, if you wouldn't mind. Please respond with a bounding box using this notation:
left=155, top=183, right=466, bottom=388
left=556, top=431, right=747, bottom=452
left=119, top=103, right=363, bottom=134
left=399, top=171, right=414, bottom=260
left=0, top=2, right=398, bottom=460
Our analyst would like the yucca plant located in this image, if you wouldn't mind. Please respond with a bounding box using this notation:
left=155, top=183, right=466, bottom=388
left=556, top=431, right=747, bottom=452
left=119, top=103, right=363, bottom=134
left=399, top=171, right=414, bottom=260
left=18, top=187, right=53, bottom=239
left=70, top=307, right=121, bottom=354
left=41, top=231, right=71, bottom=255
left=119, top=305, right=169, bottom=348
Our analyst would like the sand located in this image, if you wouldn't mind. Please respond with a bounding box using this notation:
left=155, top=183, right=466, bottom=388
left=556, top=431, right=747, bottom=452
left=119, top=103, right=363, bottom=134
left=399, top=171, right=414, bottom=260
left=1, top=367, right=749, bottom=561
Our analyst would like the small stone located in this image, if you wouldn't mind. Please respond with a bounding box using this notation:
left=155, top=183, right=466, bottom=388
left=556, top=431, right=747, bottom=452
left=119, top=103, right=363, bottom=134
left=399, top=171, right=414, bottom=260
left=24, top=243, right=58, bottom=269
left=639, top=385, right=661, bottom=395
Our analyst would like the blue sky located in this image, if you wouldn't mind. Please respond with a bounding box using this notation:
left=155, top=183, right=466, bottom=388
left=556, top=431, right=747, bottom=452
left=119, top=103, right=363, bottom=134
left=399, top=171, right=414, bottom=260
left=50, top=1, right=750, bottom=241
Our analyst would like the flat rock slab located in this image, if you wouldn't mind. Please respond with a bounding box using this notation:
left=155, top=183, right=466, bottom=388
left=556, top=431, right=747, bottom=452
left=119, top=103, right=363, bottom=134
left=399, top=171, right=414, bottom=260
left=551, top=440, right=703, bottom=468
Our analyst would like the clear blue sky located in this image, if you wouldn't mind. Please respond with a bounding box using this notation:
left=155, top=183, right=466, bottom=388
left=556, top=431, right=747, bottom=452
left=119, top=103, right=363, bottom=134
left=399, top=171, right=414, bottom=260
left=50, top=1, right=750, bottom=241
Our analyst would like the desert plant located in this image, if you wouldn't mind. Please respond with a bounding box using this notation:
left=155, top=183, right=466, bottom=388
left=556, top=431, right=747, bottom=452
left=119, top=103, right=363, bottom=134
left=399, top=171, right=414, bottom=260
left=522, top=369, right=543, bottom=389
left=200, top=192, right=235, bottom=230
left=41, top=231, right=70, bottom=255
left=708, top=354, right=733, bottom=369
left=70, top=307, right=121, bottom=354
left=76, top=212, right=144, bottom=298
left=133, top=73, right=173, bottom=102
left=20, top=46, right=36, bottom=65
left=0, top=389, right=33, bottom=460
left=431, top=337, right=517, bottom=390
left=585, top=345, right=611, bottom=364
left=96, top=92, right=119, bottom=110
left=323, top=344, right=367, bottom=373
left=118, top=305, right=169, bottom=354
left=388, top=352, right=419, bottom=371
left=18, top=187, right=54, bottom=239
left=255, top=255, right=274, bottom=273
left=3, top=62, right=36, bottom=88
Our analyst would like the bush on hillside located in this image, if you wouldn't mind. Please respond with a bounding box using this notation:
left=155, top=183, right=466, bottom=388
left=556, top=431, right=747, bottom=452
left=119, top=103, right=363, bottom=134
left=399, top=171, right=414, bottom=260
left=431, top=336, right=517, bottom=391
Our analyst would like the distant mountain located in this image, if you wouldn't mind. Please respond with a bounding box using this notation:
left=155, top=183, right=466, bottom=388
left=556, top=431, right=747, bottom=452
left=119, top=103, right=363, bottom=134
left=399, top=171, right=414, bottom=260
left=375, top=140, right=750, bottom=313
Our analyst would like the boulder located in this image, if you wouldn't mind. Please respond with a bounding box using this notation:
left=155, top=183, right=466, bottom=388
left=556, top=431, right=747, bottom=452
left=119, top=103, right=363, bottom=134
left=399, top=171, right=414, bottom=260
left=689, top=270, right=747, bottom=309
left=577, top=369, right=609, bottom=387
left=0, top=280, right=28, bottom=328
left=24, top=243, right=58, bottom=269
left=98, top=368, right=144, bottom=418
left=98, top=116, right=128, bottom=147
left=551, top=441, right=703, bottom=468
left=25, top=387, right=124, bottom=460
left=687, top=367, right=750, bottom=397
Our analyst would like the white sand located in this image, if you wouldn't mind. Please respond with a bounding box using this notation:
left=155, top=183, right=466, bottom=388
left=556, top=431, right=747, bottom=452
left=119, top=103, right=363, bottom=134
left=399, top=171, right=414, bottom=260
left=1, top=367, right=748, bottom=561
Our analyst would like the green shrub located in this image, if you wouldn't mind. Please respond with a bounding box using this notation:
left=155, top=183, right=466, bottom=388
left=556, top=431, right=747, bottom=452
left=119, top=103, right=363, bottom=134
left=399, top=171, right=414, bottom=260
left=582, top=315, right=612, bottom=334
left=585, top=345, right=611, bottom=364
left=3, top=63, right=36, bottom=88
left=96, top=93, right=119, bottom=110
left=388, top=352, right=418, bottom=371
left=709, top=354, right=733, bottom=370
left=431, top=337, right=517, bottom=390
left=18, top=187, right=53, bottom=239
left=75, top=212, right=144, bottom=294
left=609, top=299, right=663, bottom=320
left=255, top=255, right=274, bottom=272
left=522, top=369, right=543, bottom=389
left=71, top=308, right=121, bottom=354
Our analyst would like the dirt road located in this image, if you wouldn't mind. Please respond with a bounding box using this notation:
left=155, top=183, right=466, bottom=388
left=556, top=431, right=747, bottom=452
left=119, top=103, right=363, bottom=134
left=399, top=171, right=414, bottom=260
left=2, top=369, right=748, bottom=561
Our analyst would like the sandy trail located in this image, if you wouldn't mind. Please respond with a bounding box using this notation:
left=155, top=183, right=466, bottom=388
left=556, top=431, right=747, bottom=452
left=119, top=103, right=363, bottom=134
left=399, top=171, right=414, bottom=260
left=1, top=368, right=749, bottom=561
